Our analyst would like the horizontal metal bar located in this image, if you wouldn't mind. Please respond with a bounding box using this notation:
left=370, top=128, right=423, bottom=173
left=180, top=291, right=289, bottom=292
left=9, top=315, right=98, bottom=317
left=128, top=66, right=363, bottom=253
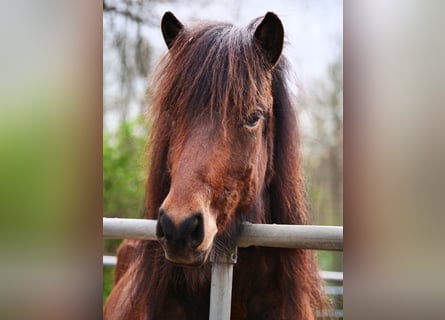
left=103, top=255, right=342, bottom=283
left=103, top=218, right=343, bottom=251
left=103, top=218, right=157, bottom=240
left=319, top=270, right=343, bottom=282
left=103, top=255, right=117, bottom=267
left=238, top=223, right=343, bottom=251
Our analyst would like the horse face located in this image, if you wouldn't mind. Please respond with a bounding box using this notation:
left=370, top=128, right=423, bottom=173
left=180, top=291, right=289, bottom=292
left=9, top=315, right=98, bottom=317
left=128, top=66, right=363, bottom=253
left=155, top=12, right=283, bottom=266
left=155, top=107, right=272, bottom=266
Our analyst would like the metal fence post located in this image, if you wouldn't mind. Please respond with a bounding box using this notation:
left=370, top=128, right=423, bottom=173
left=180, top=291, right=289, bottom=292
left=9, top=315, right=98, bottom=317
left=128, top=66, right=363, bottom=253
left=209, top=245, right=237, bottom=320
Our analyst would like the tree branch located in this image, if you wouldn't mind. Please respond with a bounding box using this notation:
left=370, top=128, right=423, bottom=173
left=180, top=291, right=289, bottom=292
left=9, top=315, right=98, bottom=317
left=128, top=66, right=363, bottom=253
left=103, top=0, right=144, bottom=24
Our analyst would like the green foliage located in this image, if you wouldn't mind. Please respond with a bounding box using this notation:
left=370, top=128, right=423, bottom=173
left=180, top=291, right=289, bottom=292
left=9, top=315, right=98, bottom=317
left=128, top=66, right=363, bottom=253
left=103, top=266, right=115, bottom=304
left=103, top=117, right=148, bottom=254
left=103, top=117, right=147, bottom=218
left=103, top=117, right=148, bottom=303
left=317, top=251, right=343, bottom=272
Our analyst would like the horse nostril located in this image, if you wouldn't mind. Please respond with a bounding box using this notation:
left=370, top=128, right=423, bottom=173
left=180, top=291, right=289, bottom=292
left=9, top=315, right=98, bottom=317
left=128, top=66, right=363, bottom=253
left=156, top=210, right=205, bottom=249
left=156, top=209, right=174, bottom=240
left=181, top=213, right=204, bottom=248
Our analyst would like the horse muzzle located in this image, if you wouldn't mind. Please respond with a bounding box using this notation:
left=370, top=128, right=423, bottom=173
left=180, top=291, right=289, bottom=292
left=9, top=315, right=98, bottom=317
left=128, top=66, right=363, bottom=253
left=156, top=209, right=214, bottom=266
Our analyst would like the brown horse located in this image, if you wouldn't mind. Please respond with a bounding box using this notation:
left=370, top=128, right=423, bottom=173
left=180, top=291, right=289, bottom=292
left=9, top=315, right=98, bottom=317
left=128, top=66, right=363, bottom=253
left=104, top=11, right=329, bottom=320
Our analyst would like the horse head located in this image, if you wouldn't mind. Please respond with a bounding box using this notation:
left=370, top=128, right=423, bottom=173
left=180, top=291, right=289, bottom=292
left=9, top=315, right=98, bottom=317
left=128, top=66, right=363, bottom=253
left=153, top=12, right=284, bottom=266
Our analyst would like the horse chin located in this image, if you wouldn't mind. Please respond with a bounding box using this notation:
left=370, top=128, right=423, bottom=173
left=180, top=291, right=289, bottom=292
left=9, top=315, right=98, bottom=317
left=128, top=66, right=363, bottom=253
left=164, top=248, right=211, bottom=267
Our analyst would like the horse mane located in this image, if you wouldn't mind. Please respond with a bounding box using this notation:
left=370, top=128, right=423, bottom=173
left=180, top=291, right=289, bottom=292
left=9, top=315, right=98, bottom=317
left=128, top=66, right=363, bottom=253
left=269, top=59, right=329, bottom=315
left=120, top=16, right=329, bottom=318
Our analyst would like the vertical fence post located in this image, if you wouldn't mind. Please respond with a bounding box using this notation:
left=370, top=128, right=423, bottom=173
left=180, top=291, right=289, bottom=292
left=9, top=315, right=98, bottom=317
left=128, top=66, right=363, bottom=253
left=209, top=245, right=237, bottom=320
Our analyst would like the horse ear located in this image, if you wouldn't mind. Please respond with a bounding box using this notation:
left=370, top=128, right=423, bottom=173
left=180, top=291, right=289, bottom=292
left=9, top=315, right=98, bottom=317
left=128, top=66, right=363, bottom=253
left=161, top=11, right=184, bottom=49
left=254, top=12, right=284, bottom=66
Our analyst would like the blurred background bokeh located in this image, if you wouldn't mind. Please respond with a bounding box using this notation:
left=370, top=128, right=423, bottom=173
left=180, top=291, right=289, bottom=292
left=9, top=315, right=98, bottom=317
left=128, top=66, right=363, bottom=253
left=102, top=0, right=343, bottom=306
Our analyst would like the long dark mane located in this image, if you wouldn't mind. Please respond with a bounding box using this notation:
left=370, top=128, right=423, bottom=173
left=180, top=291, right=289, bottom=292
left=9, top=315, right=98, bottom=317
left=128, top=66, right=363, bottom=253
left=107, top=13, right=329, bottom=319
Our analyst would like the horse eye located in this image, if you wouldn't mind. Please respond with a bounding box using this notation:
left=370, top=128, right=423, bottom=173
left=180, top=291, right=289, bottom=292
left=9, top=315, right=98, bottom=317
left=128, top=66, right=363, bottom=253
left=245, top=112, right=263, bottom=127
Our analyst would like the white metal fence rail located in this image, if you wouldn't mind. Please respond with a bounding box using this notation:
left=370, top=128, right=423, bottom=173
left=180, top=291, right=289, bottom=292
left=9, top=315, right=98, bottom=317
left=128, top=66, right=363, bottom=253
left=103, top=218, right=343, bottom=250
left=103, top=217, right=343, bottom=319
left=103, top=256, right=344, bottom=282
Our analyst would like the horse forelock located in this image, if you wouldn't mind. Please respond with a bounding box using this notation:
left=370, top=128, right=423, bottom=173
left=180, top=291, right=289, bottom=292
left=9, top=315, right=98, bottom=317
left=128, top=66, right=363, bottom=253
left=148, top=20, right=273, bottom=135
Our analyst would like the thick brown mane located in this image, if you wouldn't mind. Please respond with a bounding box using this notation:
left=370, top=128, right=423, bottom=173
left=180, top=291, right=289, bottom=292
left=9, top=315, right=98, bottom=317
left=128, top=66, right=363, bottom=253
left=104, top=12, right=330, bottom=320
